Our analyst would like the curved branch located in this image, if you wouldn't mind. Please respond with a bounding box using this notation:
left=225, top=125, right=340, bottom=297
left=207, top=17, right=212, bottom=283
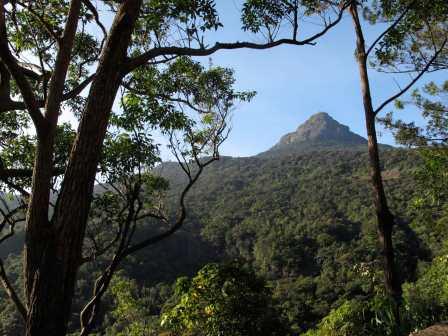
left=366, top=3, right=414, bottom=57
left=0, top=178, right=29, bottom=197
left=81, top=0, right=107, bottom=39
left=374, top=38, right=448, bottom=116
left=0, top=1, right=46, bottom=131
left=0, top=75, right=94, bottom=113
left=0, top=259, right=27, bottom=321
left=123, top=158, right=216, bottom=257
left=123, top=2, right=349, bottom=73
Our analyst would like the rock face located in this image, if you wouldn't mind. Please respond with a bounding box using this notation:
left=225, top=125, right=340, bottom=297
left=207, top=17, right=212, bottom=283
left=410, top=324, right=448, bottom=336
left=278, top=112, right=366, bottom=146
left=260, top=112, right=370, bottom=157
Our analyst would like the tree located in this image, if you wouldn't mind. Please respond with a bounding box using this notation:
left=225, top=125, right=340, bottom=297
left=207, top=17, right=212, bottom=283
left=106, top=275, right=169, bottom=336
left=382, top=81, right=448, bottom=209
left=160, top=262, right=289, bottom=336
left=402, top=254, right=448, bottom=332
left=347, top=0, right=447, bottom=331
left=0, top=1, right=348, bottom=335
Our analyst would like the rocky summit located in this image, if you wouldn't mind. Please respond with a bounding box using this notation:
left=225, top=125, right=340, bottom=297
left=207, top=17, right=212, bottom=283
left=260, top=112, right=370, bottom=157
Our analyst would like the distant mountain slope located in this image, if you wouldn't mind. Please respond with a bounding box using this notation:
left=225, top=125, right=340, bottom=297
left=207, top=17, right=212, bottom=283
left=259, top=112, right=391, bottom=157
left=1, top=114, right=431, bottom=335
left=0, top=113, right=403, bottom=262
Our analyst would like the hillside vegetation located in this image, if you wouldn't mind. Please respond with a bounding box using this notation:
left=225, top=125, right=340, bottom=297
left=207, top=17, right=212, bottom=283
left=1, top=114, right=446, bottom=335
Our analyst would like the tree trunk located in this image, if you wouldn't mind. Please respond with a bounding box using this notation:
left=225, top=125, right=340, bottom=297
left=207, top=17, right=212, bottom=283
left=24, top=2, right=82, bottom=333
left=349, top=3, right=402, bottom=331
left=24, top=1, right=142, bottom=335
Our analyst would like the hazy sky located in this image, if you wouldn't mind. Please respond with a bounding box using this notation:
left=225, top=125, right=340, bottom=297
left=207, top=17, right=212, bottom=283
left=187, top=1, right=445, bottom=157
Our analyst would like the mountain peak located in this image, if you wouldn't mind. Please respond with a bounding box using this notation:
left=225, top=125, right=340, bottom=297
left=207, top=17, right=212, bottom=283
left=260, top=112, right=368, bottom=157
left=278, top=112, right=366, bottom=146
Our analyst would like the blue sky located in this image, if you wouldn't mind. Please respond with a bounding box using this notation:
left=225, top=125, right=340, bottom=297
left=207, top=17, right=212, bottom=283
left=57, top=2, right=444, bottom=159
left=186, top=1, right=445, bottom=157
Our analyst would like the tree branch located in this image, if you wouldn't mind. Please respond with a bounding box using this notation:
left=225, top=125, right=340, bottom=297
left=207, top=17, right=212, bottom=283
left=366, top=3, right=414, bottom=57
left=79, top=184, right=142, bottom=335
left=123, top=157, right=216, bottom=257
left=0, top=178, right=30, bottom=197
left=81, top=0, right=107, bottom=39
left=0, top=167, right=65, bottom=179
left=43, top=0, right=82, bottom=123
left=63, top=74, right=96, bottom=100
left=0, top=75, right=94, bottom=113
left=374, top=38, right=448, bottom=116
left=0, top=259, right=27, bottom=321
left=15, top=0, right=62, bottom=44
left=0, top=203, right=26, bottom=244
left=0, top=0, right=46, bottom=131
left=123, top=3, right=348, bottom=73
left=0, top=59, right=10, bottom=99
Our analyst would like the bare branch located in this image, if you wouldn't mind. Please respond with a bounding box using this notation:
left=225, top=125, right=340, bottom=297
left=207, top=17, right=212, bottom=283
left=0, top=167, right=65, bottom=179
left=0, top=202, right=28, bottom=320
left=0, top=259, right=27, bottom=321
left=123, top=158, right=217, bottom=257
left=79, top=184, right=142, bottom=335
left=44, top=0, right=82, bottom=123
left=17, top=62, right=49, bottom=81
left=0, top=179, right=30, bottom=197
left=80, top=203, right=128, bottom=264
left=81, top=0, right=107, bottom=39
left=0, top=205, right=26, bottom=244
left=123, top=3, right=349, bottom=73
left=63, top=74, right=95, bottom=100
left=78, top=101, right=229, bottom=333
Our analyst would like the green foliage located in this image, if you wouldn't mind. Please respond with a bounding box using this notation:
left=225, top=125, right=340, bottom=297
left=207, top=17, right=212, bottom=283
left=303, top=294, right=402, bottom=336
left=161, top=262, right=289, bottom=336
left=413, top=148, right=448, bottom=209
left=0, top=0, right=351, bottom=335
left=382, top=80, right=448, bottom=147
left=402, top=254, right=448, bottom=332
left=101, top=133, right=160, bottom=183
left=110, top=276, right=154, bottom=336
left=241, top=0, right=339, bottom=39
left=1, top=145, right=436, bottom=335
left=133, top=0, right=222, bottom=48
left=306, top=253, right=448, bottom=336
left=0, top=255, right=24, bottom=336
left=380, top=80, right=448, bottom=250
left=242, top=0, right=293, bottom=35
left=364, top=0, right=448, bottom=71
left=106, top=275, right=173, bottom=336
left=303, top=300, right=372, bottom=336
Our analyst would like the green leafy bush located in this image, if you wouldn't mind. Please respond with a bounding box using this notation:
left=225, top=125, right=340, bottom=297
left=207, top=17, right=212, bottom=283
left=161, top=262, right=289, bottom=336
left=402, top=254, right=448, bottom=332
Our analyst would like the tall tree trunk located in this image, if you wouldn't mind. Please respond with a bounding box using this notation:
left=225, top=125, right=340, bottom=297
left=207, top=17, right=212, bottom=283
left=349, top=3, right=402, bottom=331
left=24, top=1, right=142, bottom=335
left=24, top=2, right=82, bottom=334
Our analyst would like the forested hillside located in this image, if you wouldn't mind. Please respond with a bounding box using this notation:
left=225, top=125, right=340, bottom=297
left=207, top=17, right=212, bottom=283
left=2, top=113, right=445, bottom=335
